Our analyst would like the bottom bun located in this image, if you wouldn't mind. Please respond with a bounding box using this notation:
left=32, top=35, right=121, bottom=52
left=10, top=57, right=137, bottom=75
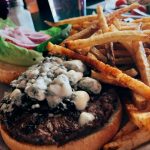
left=0, top=61, right=27, bottom=84
left=0, top=103, right=122, bottom=150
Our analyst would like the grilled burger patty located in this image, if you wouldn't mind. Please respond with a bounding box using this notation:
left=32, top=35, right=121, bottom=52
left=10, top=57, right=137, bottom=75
left=0, top=56, right=119, bottom=146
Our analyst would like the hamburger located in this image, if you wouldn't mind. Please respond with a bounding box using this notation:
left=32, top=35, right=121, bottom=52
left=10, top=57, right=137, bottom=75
left=0, top=56, right=122, bottom=150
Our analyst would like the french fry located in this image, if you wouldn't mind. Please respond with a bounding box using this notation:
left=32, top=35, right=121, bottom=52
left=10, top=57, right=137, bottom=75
left=124, top=68, right=138, bottom=77
left=147, top=55, right=150, bottom=64
left=118, top=30, right=150, bottom=109
left=82, top=21, right=92, bottom=28
left=96, top=5, right=115, bottom=66
left=119, top=22, right=139, bottom=30
left=113, top=18, right=121, bottom=30
left=44, top=15, right=97, bottom=27
left=47, top=42, right=150, bottom=100
left=90, top=47, right=107, bottom=63
left=87, top=53, right=97, bottom=60
left=92, top=69, right=137, bottom=85
left=91, top=29, right=103, bottom=36
left=97, top=48, right=107, bottom=56
left=104, top=128, right=150, bottom=150
left=71, top=24, right=81, bottom=30
left=109, top=24, right=119, bottom=32
left=108, top=3, right=139, bottom=23
left=113, top=121, right=138, bottom=140
left=119, top=21, right=136, bottom=26
left=96, top=5, right=109, bottom=32
left=45, top=3, right=139, bottom=27
left=115, top=57, right=133, bottom=65
left=75, top=47, right=91, bottom=55
left=69, top=29, right=78, bottom=35
left=132, top=93, right=147, bottom=110
left=114, top=50, right=130, bottom=57
left=117, top=20, right=139, bottom=30
left=111, top=19, right=149, bottom=110
left=132, top=41, right=150, bottom=86
left=120, top=26, right=138, bottom=30
left=126, top=103, right=150, bottom=130
left=145, top=48, right=150, bottom=56
left=118, top=66, right=133, bottom=71
left=105, top=42, right=115, bottom=66
left=62, top=24, right=98, bottom=42
left=91, top=71, right=121, bottom=86
left=45, top=7, right=150, bottom=150
left=142, top=23, right=150, bottom=30
left=133, top=17, right=150, bottom=23
left=65, top=31, right=149, bottom=50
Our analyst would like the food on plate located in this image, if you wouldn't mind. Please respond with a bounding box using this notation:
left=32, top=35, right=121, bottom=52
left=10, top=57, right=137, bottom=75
left=126, top=104, right=150, bottom=130
left=90, top=47, right=107, bottom=63
left=61, top=24, right=98, bottom=45
left=113, top=121, right=137, bottom=140
left=110, top=19, right=150, bottom=111
left=1, top=2, right=150, bottom=149
left=131, top=41, right=150, bottom=86
left=96, top=5, right=115, bottom=66
left=132, top=93, right=147, bottom=110
left=96, top=5, right=109, bottom=33
left=47, top=43, right=150, bottom=100
left=0, top=20, right=71, bottom=84
left=0, top=38, right=43, bottom=67
left=103, top=128, right=150, bottom=150
left=0, top=56, right=122, bottom=150
left=65, top=31, right=149, bottom=50
left=133, top=17, right=150, bottom=23
left=0, top=26, right=50, bottom=49
left=45, top=3, right=150, bottom=149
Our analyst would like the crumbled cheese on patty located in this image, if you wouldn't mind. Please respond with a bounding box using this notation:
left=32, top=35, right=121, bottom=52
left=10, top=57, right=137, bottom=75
left=78, top=77, right=102, bottom=94
left=66, top=70, right=83, bottom=85
left=48, top=74, right=72, bottom=97
left=79, top=112, right=95, bottom=126
left=72, top=91, right=90, bottom=110
left=9, top=57, right=102, bottom=111
left=63, top=60, right=86, bottom=73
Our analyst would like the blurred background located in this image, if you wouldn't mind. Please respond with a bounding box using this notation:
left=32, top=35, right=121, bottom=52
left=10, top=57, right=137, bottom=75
left=24, top=0, right=104, bottom=30
left=0, top=0, right=149, bottom=31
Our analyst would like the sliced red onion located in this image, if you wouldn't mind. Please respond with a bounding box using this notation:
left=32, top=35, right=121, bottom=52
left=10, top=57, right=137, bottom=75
left=4, top=35, right=38, bottom=49
left=28, top=32, right=51, bottom=44
left=9, top=27, right=35, bottom=45
left=0, top=27, right=50, bottom=49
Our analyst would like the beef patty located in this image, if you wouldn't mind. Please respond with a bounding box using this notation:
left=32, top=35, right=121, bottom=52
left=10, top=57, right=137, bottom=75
left=0, top=90, right=118, bottom=146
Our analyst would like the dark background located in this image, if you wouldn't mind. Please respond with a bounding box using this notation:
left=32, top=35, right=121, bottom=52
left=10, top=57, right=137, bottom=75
left=31, top=0, right=103, bottom=30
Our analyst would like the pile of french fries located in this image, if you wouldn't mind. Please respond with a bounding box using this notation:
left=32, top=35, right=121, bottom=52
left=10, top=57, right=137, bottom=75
left=46, top=3, right=150, bottom=150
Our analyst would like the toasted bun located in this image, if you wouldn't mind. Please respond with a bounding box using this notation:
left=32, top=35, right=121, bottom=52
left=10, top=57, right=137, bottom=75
left=0, top=61, right=27, bottom=84
left=0, top=102, right=121, bottom=150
